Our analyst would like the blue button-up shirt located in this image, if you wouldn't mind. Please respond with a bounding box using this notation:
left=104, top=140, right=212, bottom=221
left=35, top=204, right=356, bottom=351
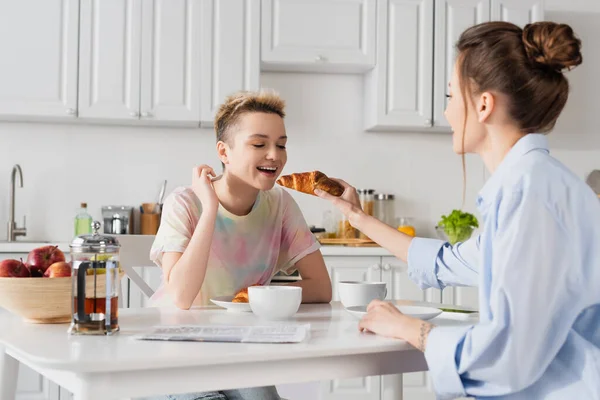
left=408, top=134, right=600, bottom=399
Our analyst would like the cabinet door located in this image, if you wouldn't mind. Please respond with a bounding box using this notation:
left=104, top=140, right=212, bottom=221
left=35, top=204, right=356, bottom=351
left=491, top=0, right=543, bottom=26
left=380, top=257, right=441, bottom=302
left=364, top=0, right=434, bottom=131
left=381, top=256, right=439, bottom=400
left=15, top=363, right=60, bottom=400
left=78, top=0, right=143, bottom=120
left=261, top=0, right=376, bottom=73
left=442, top=286, right=479, bottom=310
left=140, top=0, right=202, bottom=123
left=0, top=0, right=79, bottom=119
left=199, top=0, right=260, bottom=126
left=320, top=376, right=381, bottom=400
left=325, top=256, right=383, bottom=301
left=320, top=256, right=382, bottom=400
left=433, top=0, right=489, bottom=128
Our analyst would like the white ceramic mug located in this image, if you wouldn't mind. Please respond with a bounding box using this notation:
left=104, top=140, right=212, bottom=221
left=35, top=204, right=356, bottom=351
left=338, top=281, right=387, bottom=308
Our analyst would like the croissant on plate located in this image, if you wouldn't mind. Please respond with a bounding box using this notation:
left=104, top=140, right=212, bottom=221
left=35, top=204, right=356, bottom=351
left=231, top=284, right=261, bottom=303
left=276, top=171, right=344, bottom=197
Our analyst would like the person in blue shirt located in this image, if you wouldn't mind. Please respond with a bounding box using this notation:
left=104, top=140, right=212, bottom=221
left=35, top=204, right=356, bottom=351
left=317, top=21, right=599, bottom=399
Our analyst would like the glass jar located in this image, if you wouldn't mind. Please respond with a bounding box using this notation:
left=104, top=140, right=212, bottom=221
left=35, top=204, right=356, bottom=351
left=357, top=189, right=375, bottom=216
left=374, top=194, right=396, bottom=227
left=397, top=217, right=416, bottom=237
left=357, top=189, right=375, bottom=240
left=69, top=221, right=121, bottom=336
left=337, top=213, right=357, bottom=239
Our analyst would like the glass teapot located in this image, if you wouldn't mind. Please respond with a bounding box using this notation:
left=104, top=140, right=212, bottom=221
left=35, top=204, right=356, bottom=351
left=68, top=221, right=121, bottom=335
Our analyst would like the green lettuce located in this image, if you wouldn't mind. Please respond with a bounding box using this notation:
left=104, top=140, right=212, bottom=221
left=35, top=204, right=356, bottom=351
left=438, top=210, right=479, bottom=245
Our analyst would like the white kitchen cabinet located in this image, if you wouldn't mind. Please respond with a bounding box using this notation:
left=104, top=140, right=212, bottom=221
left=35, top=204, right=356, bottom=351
left=381, top=257, right=441, bottom=303
left=15, top=364, right=60, bottom=400
left=381, top=256, right=438, bottom=400
left=442, top=285, right=479, bottom=310
left=261, top=0, right=376, bottom=73
left=77, top=0, right=143, bottom=121
left=79, top=0, right=258, bottom=126
left=433, top=0, right=490, bottom=128
left=364, top=0, right=435, bottom=131
left=327, top=256, right=382, bottom=300
left=0, top=0, right=79, bottom=120
left=491, top=0, right=543, bottom=26
left=323, top=256, right=382, bottom=400
left=200, top=0, right=260, bottom=126
left=320, top=375, right=382, bottom=400
left=139, top=0, right=203, bottom=124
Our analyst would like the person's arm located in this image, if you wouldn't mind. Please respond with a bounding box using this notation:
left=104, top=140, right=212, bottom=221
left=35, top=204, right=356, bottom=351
left=286, top=250, right=332, bottom=303
left=316, top=181, right=479, bottom=289
left=161, top=207, right=217, bottom=309
left=364, top=191, right=580, bottom=399
left=159, top=166, right=219, bottom=310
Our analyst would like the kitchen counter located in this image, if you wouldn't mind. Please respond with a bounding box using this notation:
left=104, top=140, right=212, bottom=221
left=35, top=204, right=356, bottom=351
left=0, top=238, right=395, bottom=257
left=0, top=241, right=70, bottom=253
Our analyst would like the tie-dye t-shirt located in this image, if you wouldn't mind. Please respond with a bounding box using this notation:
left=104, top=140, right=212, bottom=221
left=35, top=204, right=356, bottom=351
left=149, top=185, right=320, bottom=307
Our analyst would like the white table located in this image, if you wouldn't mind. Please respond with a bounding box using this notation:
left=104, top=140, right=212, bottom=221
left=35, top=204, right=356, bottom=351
left=0, top=302, right=474, bottom=400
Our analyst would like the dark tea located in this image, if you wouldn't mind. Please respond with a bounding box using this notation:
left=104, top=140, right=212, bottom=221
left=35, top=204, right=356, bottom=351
left=72, top=296, right=119, bottom=334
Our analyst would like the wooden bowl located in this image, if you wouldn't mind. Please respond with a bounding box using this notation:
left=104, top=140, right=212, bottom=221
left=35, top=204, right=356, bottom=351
left=0, top=272, right=125, bottom=324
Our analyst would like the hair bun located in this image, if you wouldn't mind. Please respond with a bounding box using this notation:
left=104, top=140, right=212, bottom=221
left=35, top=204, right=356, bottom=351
left=522, top=22, right=582, bottom=72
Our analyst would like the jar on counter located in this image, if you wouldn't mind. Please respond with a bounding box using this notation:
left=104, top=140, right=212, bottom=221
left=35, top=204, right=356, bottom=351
left=357, top=189, right=375, bottom=216
left=357, top=189, right=375, bottom=240
left=374, top=194, right=396, bottom=227
left=337, top=213, right=357, bottom=239
left=397, top=217, right=416, bottom=237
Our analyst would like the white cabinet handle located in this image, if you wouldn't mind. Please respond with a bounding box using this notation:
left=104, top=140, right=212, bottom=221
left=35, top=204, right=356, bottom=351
left=383, top=264, right=391, bottom=271
left=141, top=111, right=153, bottom=118
left=315, top=55, right=327, bottom=62
left=371, top=264, right=381, bottom=270
left=66, top=108, right=77, bottom=115
left=130, top=111, right=140, bottom=118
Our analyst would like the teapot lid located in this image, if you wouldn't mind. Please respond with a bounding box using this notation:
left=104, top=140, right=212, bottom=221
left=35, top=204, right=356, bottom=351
left=70, top=221, right=120, bottom=253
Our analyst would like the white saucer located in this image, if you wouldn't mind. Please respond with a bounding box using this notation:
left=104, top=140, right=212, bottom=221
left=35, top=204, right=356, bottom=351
left=210, top=296, right=252, bottom=312
left=345, top=305, right=442, bottom=321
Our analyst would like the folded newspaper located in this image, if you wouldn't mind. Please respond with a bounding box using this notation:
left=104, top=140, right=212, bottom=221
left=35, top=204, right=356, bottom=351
left=133, top=324, right=311, bottom=344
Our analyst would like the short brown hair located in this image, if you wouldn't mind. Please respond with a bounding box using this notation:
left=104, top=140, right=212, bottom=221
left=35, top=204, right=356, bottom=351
left=214, top=90, right=286, bottom=144
left=456, top=21, right=582, bottom=135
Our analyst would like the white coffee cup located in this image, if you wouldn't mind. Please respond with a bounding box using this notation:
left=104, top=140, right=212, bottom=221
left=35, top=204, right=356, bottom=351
left=338, top=281, right=387, bottom=308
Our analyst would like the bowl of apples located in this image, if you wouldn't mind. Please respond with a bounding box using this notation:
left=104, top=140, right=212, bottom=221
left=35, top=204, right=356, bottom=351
left=0, top=245, right=73, bottom=324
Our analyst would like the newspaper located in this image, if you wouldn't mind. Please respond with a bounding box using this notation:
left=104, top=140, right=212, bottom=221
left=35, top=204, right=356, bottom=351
left=133, top=324, right=311, bottom=344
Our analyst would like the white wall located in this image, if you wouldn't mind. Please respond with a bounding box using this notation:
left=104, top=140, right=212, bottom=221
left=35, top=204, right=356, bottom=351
left=0, top=5, right=598, bottom=244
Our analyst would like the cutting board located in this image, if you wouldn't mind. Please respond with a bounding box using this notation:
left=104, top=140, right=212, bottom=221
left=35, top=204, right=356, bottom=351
left=318, top=238, right=380, bottom=247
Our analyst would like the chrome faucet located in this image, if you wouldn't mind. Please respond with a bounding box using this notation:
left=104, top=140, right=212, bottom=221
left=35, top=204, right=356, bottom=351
left=7, top=164, right=26, bottom=242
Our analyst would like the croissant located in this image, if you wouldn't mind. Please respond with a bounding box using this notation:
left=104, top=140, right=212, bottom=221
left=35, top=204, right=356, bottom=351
left=232, top=288, right=249, bottom=303
left=277, top=171, right=344, bottom=197
left=231, top=284, right=261, bottom=303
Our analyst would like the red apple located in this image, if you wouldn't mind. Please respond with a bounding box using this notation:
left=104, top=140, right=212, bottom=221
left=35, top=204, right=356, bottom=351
left=0, top=259, right=31, bottom=278
left=26, top=245, right=65, bottom=277
left=43, top=261, right=71, bottom=278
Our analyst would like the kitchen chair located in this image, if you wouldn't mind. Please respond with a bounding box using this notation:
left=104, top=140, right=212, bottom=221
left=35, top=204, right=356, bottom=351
left=115, top=234, right=157, bottom=307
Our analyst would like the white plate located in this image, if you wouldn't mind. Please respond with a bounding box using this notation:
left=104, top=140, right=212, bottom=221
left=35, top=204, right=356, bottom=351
left=345, top=305, right=442, bottom=321
left=210, top=296, right=252, bottom=313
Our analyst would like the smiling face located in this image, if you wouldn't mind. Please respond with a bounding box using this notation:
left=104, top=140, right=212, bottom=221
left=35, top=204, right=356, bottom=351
left=218, top=112, right=288, bottom=191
